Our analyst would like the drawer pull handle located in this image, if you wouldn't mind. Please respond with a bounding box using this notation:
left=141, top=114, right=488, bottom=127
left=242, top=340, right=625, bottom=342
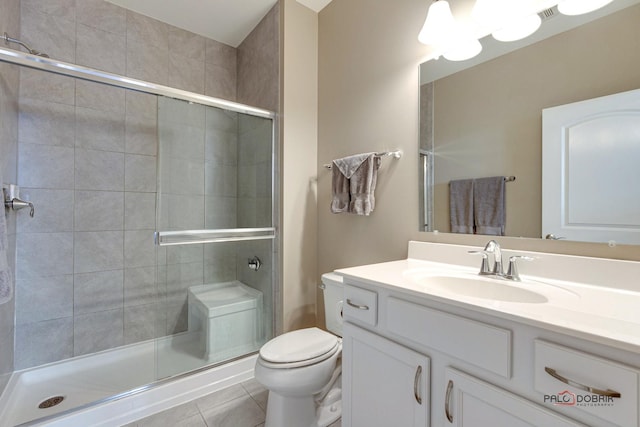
left=445, top=379, right=454, bottom=423
left=414, top=365, right=423, bottom=405
left=544, top=367, right=622, bottom=398
left=346, top=299, right=369, bottom=311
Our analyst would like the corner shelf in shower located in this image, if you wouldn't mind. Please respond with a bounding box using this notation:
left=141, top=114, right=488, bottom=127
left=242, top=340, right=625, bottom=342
left=154, top=227, right=276, bottom=246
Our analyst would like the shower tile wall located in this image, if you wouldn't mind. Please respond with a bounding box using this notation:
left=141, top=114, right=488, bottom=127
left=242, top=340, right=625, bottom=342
left=0, top=0, right=20, bottom=393
left=14, top=77, right=159, bottom=368
left=237, top=3, right=280, bottom=112
left=13, top=0, right=242, bottom=369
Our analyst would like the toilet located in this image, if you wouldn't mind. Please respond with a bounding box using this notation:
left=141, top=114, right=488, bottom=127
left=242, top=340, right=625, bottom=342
left=255, top=272, right=343, bottom=427
left=188, top=280, right=263, bottom=360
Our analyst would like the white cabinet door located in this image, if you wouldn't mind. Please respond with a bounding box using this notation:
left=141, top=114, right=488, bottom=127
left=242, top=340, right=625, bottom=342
left=342, top=322, right=430, bottom=427
left=443, top=368, right=584, bottom=427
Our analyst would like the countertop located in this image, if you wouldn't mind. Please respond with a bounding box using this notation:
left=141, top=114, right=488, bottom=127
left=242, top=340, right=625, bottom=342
left=337, top=257, right=640, bottom=354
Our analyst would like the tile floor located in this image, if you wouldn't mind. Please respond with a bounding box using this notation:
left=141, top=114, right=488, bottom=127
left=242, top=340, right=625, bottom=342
left=122, top=378, right=342, bottom=427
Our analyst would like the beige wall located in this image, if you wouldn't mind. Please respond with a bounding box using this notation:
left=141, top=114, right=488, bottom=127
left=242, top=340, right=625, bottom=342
left=431, top=5, right=640, bottom=237
left=316, top=0, right=429, bottom=326
left=281, top=0, right=319, bottom=332
left=316, top=0, right=640, bottom=326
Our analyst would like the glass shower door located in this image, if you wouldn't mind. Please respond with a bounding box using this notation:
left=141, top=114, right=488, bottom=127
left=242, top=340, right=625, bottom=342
left=154, top=97, right=275, bottom=379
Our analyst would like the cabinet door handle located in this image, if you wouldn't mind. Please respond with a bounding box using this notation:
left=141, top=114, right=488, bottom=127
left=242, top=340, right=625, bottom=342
left=544, top=367, right=621, bottom=398
left=413, top=365, right=422, bottom=405
left=445, top=379, right=454, bottom=423
left=346, top=299, right=369, bottom=311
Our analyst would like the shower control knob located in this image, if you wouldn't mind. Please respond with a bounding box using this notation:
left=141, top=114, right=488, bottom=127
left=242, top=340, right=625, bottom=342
left=248, top=256, right=262, bottom=271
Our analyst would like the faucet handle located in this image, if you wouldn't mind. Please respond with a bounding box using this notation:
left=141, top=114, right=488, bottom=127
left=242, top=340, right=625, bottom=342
left=506, top=256, right=533, bottom=281
left=468, top=250, right=491, bottom=275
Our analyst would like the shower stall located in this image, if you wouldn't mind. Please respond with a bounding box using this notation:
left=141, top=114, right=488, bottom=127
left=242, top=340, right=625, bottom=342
left=0, top=35, right=278, bottom=426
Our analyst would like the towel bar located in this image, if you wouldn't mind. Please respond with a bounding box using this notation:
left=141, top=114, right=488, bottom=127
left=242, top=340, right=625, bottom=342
left=324, top=150, right=402, bottom=169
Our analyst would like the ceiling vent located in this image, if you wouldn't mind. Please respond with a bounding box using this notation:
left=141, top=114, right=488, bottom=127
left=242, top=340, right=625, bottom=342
left=539, top=6, right=558, bottom=22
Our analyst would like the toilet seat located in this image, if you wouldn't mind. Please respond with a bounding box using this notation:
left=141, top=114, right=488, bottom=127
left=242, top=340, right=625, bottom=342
left=259, top=327, right=340, bottom=369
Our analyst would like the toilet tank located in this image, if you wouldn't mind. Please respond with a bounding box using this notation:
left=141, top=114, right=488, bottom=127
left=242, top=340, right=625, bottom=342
left=321, top=272, right=344, bottom=336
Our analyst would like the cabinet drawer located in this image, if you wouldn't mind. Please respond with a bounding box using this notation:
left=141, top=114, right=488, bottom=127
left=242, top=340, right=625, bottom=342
left=343, top=285, right=377, bottom=326
left=387, top=297, right=511, bottom=378
left=534, top=340, right=639, bottom=427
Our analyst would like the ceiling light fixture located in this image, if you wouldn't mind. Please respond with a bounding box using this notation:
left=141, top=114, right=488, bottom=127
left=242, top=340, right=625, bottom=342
left=418, top=0, right=456, bottom=46
left=419, top=0, right=482, bottom=61
left=472, top=0, right=541, bottom=42
left=442, top=37, right=483, bottom=61
left=557, top=0, right=614, bottom=16
left=491, top=13, right=541, bottom=42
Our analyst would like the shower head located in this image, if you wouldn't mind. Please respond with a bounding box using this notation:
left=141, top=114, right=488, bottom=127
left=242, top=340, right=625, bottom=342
left=2, top=32, right=49, bottom=58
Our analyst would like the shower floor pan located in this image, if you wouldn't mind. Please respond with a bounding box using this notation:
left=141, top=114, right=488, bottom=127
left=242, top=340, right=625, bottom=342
left=0, top=332, right=256, bottom=427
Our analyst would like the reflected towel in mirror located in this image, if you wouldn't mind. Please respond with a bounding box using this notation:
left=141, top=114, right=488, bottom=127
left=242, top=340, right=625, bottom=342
left=474, top=176, right=506, bottom=236
left=449, top=179, right=474, bottom=233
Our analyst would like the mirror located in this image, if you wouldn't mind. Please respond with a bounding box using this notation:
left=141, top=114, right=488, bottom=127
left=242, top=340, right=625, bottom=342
left=419, top=0, right=640, bottom=243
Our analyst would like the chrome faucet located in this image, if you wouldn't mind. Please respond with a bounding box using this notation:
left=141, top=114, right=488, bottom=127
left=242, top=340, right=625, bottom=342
left=469, top=240, right=534, bottom=281
left=468, top=240, right=504, bottom=277
left=483, top=240, right=503, bottom=276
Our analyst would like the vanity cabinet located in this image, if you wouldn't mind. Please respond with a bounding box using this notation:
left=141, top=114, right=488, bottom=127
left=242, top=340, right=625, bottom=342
left=340, top=279, right=638, bottom=427
left=342, top=322, right=430, bottom=427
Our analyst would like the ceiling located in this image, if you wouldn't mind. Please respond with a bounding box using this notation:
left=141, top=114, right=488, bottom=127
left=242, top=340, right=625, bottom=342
left=106, top=0, right=334, bottom=48
left=296, top=0, right=334, bottom=12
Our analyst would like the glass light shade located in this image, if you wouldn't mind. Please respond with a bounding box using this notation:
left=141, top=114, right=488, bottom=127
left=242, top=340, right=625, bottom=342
left=418, top=1, right=456, bottom=46
left=472, top=0, right=511, bottom=28
left=492, top=13, right=541, bottom=42
left=442, top=38, right=483, bottom=61
left=473, top=0, right=541, bottom=41
left=557, top=0, right=614, bottom=15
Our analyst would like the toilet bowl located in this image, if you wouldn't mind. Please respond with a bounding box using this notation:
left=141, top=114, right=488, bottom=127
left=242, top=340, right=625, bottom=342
left=255, top=273, right=343, bottom=427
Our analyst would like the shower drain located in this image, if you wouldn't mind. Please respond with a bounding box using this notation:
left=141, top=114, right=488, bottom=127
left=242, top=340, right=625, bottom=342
left=38, top=396, right=65, bottom=409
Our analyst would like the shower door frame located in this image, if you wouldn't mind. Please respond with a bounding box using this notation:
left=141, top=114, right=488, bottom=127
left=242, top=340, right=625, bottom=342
left=0, top=47, right=281, bottom=424
left=0, top=48, right=274, bottom=119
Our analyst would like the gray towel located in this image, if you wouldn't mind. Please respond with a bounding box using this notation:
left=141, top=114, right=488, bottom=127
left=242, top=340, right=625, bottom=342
left=449, top=179, right=474, bottom=233
left=331, top=152, right=380, bottom=216
left=474, top=176, right=505, bottom=236
left=0, top=200, right=12, bottom=305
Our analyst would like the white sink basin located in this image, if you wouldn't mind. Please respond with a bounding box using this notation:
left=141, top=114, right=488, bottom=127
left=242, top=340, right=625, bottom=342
left=402, top=268, right=581, bottom=304
left=417, top=275, right=549, bottom=304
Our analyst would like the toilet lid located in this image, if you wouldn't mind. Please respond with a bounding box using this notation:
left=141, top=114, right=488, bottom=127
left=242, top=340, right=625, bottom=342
left=260, top=327, right=338, bottom=364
